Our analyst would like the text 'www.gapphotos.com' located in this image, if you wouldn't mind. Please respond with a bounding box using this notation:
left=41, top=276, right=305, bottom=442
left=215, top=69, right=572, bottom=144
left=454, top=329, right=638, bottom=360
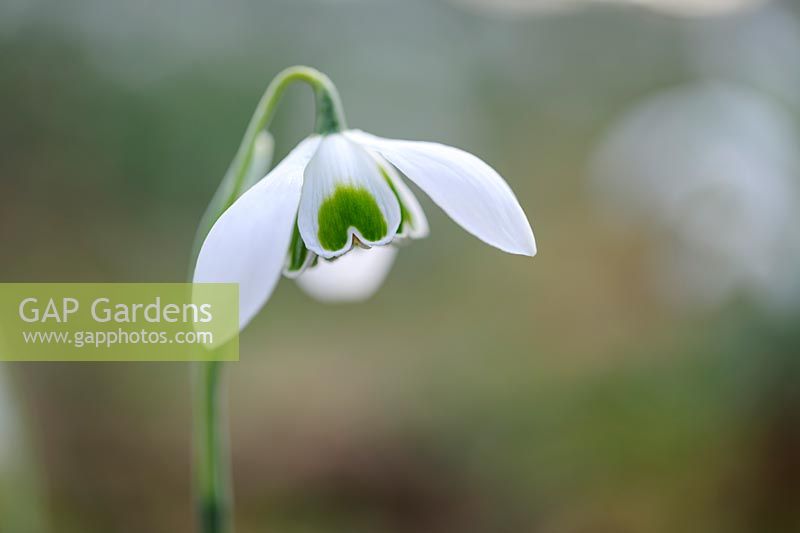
left=22, top=329, right=213, bottom=348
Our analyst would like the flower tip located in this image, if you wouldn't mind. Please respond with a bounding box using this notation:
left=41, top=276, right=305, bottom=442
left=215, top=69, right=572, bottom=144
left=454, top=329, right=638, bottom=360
left=522, top=242, right=537, bottom=258
left=504, top=224, right=536, bottom=257
left=511, top=236, right=537, bottom=258
left=523, top=233, right=537, bottom=257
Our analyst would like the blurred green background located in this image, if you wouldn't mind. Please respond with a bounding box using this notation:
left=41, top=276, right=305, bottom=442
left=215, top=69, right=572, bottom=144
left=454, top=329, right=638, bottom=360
left=1, top=0, right=799, bottom=532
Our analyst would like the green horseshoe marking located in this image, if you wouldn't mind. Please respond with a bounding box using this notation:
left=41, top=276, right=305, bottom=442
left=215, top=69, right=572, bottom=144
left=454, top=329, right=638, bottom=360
left=318, top=185, right=388, bottom=251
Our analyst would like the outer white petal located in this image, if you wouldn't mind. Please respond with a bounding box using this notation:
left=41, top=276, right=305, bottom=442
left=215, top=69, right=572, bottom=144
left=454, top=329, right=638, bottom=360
left=346, top=130, right=536, bottom=256
left=377, top=155, right=429, bottom=239
left=298, top=134, right=401, bottom=259
left=295, top=246, right=398, bottom=302
left=194, top=136, right=321, bottom=332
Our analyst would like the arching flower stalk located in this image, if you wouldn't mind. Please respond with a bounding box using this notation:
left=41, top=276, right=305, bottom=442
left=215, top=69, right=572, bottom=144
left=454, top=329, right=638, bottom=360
left=189, top=66, right=536, bottom=533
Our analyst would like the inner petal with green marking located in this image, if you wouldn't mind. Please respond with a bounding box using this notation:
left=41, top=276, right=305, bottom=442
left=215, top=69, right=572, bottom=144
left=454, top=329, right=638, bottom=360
left=317, top=185, right=389, bottom=251
left=298, top=133, right=402, bottom=258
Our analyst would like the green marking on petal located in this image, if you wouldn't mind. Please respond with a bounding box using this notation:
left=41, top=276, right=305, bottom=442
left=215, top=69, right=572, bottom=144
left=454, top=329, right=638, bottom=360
left=287, top=217, right=309, bottom=272
left=380, top=166, right=413, bottom=233
left=318, top=185, right=388, bottom=251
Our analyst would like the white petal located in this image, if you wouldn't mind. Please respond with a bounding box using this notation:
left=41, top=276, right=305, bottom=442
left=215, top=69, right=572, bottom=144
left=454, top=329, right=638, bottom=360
left=194, top=136, right=320, bottom=331
left=346, top=130, right=536, bottom=256
left=296, top=246, right=398, bottom=302
left=298, top=134, right=401, bottom=259
left=378, top=156, right=429, bottom=239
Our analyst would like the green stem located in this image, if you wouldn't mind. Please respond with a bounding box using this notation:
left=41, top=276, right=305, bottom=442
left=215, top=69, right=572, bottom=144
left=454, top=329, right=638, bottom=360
left=193, top=360, right=228, bottom=533
left=190, top=66, right=345, bottom=533
left=189, top=66, right=347, bottom=269
left=227, top=65, right=347, bottom=200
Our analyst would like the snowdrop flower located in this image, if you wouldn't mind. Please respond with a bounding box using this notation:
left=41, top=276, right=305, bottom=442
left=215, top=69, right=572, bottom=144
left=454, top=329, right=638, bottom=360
left=193, top=67, right=536, bottom=331
left=590, top=82, right=800, bottom=314
left=189, top=67, right=536, bottom=533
